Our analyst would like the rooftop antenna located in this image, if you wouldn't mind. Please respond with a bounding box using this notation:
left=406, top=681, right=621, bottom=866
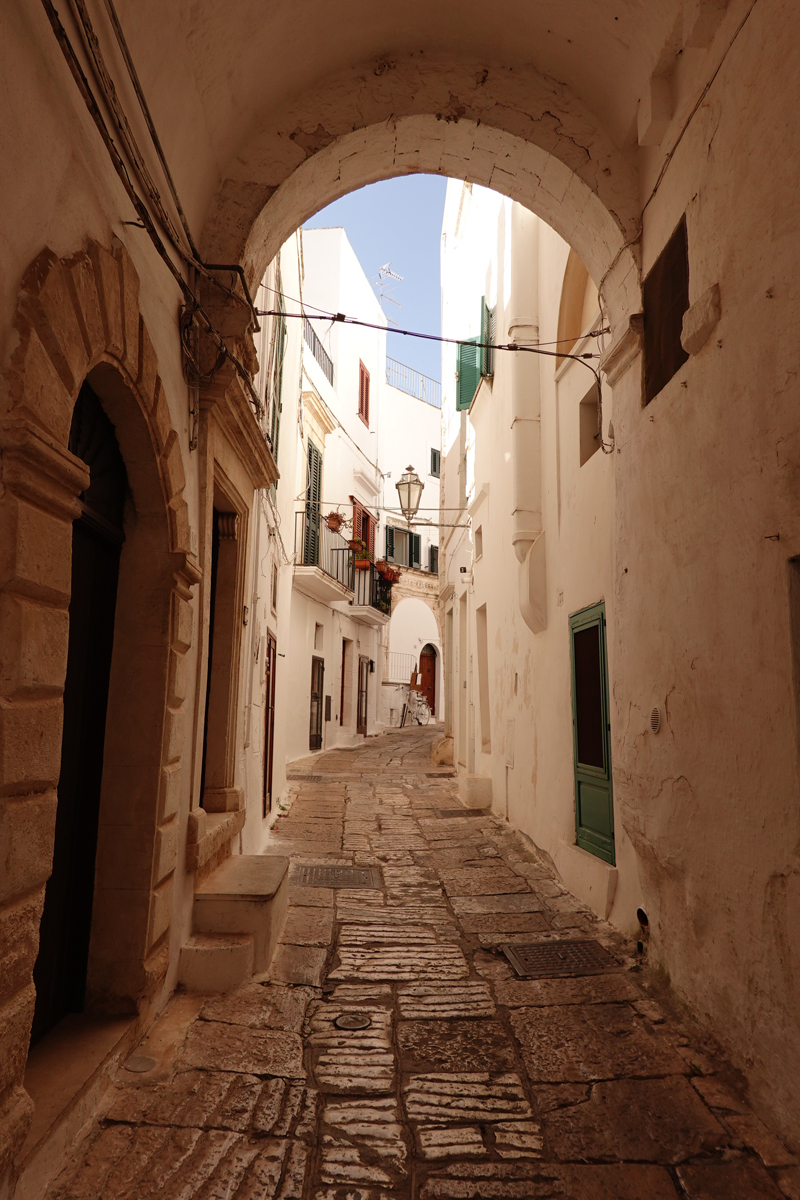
left=372, top=262, right=403, bottom=327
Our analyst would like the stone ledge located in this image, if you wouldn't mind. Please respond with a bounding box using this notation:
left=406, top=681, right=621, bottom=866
left=553, top=840, right=618, bottom=920
left=186, top=809, right=246, bottom=873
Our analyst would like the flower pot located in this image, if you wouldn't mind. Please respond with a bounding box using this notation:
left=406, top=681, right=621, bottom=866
left=355, top=558, right=371, bottom=571
left=326, top=513, right=344, bottom=533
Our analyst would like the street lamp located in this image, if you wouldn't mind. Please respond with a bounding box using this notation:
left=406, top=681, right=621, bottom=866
left=396, top=465, right=424, bottom=524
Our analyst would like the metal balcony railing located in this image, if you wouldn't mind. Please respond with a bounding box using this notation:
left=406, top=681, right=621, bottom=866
left=295, top=510, right=353, bottom=589
left=385, top=651, right=417, bottom=683
left=303, top=318, right=334, bottom=385
left=352, top=562, right=393, bottom=616
left=386, top=357, right=442, bottom=409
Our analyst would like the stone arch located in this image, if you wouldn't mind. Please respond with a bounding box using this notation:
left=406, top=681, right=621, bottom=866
left=202, top=64, right=642, bottom=328
left=0, top=239, right=198, bottom=1151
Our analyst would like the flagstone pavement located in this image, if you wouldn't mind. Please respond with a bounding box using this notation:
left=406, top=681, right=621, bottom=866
left=46, top=728, right=798, bottom=1199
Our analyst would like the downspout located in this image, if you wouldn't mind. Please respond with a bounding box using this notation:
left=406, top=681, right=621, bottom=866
left=508, top=207, right=547, bottom=633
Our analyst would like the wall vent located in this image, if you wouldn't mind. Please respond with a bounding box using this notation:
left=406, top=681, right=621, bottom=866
left=650, top=707, right=661, bottom=734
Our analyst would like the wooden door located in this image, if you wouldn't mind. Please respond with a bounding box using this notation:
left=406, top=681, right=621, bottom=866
left=569, top=603, right=615, bottom=864
left=420, top=645, right=436, bottom=714
left=31, top=385, right=126, bottom=1045
left=357, top=656, right=369, bottom=735
left=263, top=633, right=277, bottom=816
left=309, top=655, right=324, bottom=750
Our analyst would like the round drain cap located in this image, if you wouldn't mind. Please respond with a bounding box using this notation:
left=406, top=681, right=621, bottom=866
left=333, top=1013, right=372, bottom=1031
left=124, top=1055, right=156, bottom=1073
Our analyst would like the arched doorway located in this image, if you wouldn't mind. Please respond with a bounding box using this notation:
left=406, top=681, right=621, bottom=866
left=31, top=385, right=127, bottom=1045
left=419, top=644, right=437, bottom=717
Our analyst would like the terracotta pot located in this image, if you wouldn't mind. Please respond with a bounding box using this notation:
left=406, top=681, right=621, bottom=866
left=327, top=513, right=344, bottom=532
left=355, top=557, right=371, bottom=570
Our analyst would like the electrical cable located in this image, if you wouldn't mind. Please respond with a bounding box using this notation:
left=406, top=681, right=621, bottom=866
left=259, top=305, right=614, bottom=452
left=40, top=0, right=264, bottom=425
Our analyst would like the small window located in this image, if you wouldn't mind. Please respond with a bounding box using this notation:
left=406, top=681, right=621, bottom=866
left=358, top=361, right=370, bottom=426
left=579, top=384, right=601, bottom=467
left=456, top=339, right=480, bottom=410
left=643, top=216, right=689, bottom=404
left=271, top=562, right=278, bottom=613
left=475, top=526, right=483, bottom=560
left=480, top=297, right=495, bottom=378
left=430, top=448, right=441, bottom=478
left=314, top=623, right=324, bottom=650
left=429, top=545, right=439, bottom=574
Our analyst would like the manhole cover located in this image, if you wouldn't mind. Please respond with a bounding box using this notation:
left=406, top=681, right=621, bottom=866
left=436, top=808, right=489, bottom=819
left=333, top=1013, right=372, bottom=1030
left=501, top=939, right=619, bottom=979
left=293, top=865, right=382, bottom=889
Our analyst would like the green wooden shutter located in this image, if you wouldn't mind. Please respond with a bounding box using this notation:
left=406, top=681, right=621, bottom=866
left=429, top=545, right=438, bottom=573
left=480, top=297, right=494, bottom=378
left=456, top=338, right=480, bottom=410
left=430, top=448, right=441, bottom=477
left=410, top=532, right=421, bottom=568
left=385, top=525, right=395, bottom=562
left=304, top=440, right=322, bottom=565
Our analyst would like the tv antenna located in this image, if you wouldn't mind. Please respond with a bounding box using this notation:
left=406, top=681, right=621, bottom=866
left=373, top=263, right=403, bottom=326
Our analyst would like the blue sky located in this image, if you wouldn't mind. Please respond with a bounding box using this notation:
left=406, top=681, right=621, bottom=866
left=303, top=174, right=448, bottom=383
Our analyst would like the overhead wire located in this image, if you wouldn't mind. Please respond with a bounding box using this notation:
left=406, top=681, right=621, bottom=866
left=40, top=0, right=264, bottom=428
left=258, top=302, right=615, bottom=453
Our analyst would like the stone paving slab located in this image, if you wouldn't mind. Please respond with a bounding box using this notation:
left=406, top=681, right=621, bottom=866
left=45, top=728, right=797, bottom=1200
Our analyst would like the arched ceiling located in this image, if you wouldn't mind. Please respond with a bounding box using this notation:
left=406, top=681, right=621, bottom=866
left=84, top=0, right=690, bottom=308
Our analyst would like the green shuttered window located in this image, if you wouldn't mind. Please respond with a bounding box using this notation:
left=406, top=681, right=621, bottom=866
left=456, top=338, right=480, bottom=411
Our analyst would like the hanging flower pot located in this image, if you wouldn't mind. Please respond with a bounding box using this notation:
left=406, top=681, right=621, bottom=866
left=355, top=557, right=372, bottom=571
left=349, top=537, right=366, bottom=554
left=326, top=511, right=345, bottom=533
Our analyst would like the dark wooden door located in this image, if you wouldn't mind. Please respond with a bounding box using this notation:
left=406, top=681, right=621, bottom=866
left=420, top=645, right=436, bottom=714
left=569, top=603, right=614, bottom=865
left=310, top=655, right=324, bottom=750
left=31, top=385, right=126, bottom=1046
left=357, top=656, right=369, bottom=735
left=263, top=633, right=277, bottom=816
left=339, top=639, right=347, bottom=725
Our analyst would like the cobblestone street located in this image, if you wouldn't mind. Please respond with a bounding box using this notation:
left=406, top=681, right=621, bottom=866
left=47, top=729, right=798, bottom=1200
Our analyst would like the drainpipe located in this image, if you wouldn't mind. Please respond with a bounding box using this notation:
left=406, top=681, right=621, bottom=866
left=508, top=207, right=547, bottom=633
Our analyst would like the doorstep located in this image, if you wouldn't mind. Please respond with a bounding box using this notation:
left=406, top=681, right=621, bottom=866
left=16, top=1013, right=136, bottom=1200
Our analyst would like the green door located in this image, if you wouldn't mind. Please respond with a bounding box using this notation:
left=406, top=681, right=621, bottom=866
left=569, top=602, right=614, bottom=865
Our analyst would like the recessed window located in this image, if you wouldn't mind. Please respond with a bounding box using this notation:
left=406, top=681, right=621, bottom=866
left=271, top=562, right=278, bottom=613
left=358, top=360, right=370, bottom=426
left=314, top=623, right=323, bottom=650
left=475, top=526, right=483, bottom=560
left=430, top=448, right=441, bottom=478
left=579, top=385, right=600, bottom=466
left=429, top=545, right=439, bottom=573
left=643, top=216, right=689, bottom=404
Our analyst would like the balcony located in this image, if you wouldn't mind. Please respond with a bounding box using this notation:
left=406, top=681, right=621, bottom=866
left=385, top=357, right=442, bottom=409
left=350, top=562, right=393, bottom=626
left=293, top=511, right=354, bottom=604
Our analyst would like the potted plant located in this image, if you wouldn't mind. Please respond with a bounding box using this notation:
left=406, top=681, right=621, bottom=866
left=349, top=536, right=371, bottom=569
left=375, top=558, right=390, bottom=577
left=326, top=510, right=345, bottom=533
left=383, top=566, right=401, bottom=584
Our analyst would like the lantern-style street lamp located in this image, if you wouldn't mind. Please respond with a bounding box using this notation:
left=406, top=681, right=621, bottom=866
left=396, top=465, right=424, bottom=524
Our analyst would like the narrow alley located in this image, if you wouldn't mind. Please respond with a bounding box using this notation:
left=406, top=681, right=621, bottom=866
left=44, top=729, right=797, bottom=1200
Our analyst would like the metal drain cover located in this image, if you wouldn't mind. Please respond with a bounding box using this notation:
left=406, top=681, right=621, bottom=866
left=334, top=1013, right=372, bottom=1030
left=436, top=808, right=489, bottom=819
left=427, top=771, right=457, bottom=777
left=501, top=939, right=619, bottom=979
left=286, top=773, right=323, bottom=782
left=293, top=865, right=382, bottom=889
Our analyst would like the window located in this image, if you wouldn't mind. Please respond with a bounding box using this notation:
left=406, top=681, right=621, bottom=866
left=358, top=360, right=370, bottom=426
left=643, top=215, right=689, bottom=404
left=385, top=524, right=419, bottom=567
left=579, top=384, right=601, bottom=466
left=429, top=545, right=439, bottom=574
left=270, top=562, right=278, bottom=613
left=430, top=448, right=441, bottom=478
left=456, top=338, right=480, bottom=410
left=351, top=496, right=375, bottom=557
left=480, top=296, right=495, bottom=378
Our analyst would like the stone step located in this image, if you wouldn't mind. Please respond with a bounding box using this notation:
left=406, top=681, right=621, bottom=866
left=178, top=933, right=254, bottom=992
left=193, top=854, right=290, bottom=975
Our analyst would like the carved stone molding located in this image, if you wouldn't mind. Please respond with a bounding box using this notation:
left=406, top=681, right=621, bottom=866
left=599, top=313, right=644, bottom=387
